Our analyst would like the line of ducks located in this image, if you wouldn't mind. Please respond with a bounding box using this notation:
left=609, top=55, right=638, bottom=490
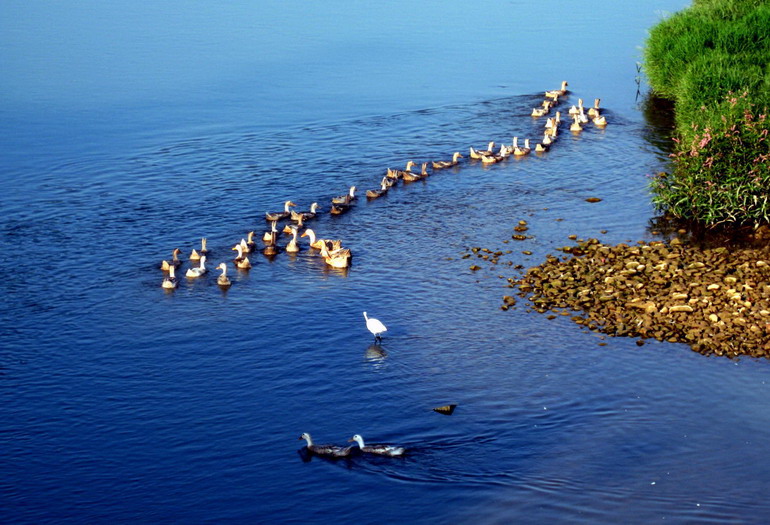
left=160, top=81, right=607, bottom=290
left=299, top=432, right=406, bottom=458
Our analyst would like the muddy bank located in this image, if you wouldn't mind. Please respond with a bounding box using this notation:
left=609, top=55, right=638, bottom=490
left=512, top=237, right=770, bottom=358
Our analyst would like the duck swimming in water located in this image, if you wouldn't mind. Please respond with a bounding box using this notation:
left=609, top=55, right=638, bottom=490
left=299, top=433, right=353, bottom=458
left=238, top=233, right=256, bottom=254
left=285, top=228, right=300, bottom=253
left=469, top=141, right=495, bottom=160
left=283, top=216, right=303, bottom=234
left=232, top=244, right=252, bottom=269
left=570, top=115, right=583, bottom=132
left=291, top=202, right=319, bottom=222
left=160, top=248, right=182, bottom=271
left=185, top=255, right=208, bottom=278
left=366, top=177, right=390, bottom=199
left=348, top=434, right=406, bottom=457
left=216, top=262, right=231, bottom=288
left=568, top=98, right=583, bottom=116
left=402, top=163, right=427, bottom=181
left=513, top=137, right=531, bottom=156
left=162, top=265, right=178, bottom=289
left=301, top=228, right=342, bottom=251
left=265, top=200, right=296, bottom=222
left=319, top=243, right=351, bottom=268
left=592, top=114, right=608, bottom=127
left=331, top=186, right=356, bottom=205
left=432, top=152, right=463, bottom=169
left=190, top=238, right=209, bottom=261
left=387, top=160, right=416, bottom=180
left=588, top=98, right=602, bottom=118
left=263, top=220, right=279, bottom=243
left=545, top=80, right=568, bottom=98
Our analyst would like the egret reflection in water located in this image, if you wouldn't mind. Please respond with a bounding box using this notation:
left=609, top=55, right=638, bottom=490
left=365, top=343, right=388, bottom=365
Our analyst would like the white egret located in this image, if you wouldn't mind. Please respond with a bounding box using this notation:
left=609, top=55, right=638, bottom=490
left=363, top=312, right=387, bottom=341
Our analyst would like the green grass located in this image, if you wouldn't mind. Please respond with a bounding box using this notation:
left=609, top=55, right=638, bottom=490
left=644, top=0, right=770, bottom=225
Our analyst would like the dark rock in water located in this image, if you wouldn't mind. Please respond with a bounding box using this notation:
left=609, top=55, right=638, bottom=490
left=433, top=404, right=457, bottom=415
left=585, top=197, right=602, bottom=203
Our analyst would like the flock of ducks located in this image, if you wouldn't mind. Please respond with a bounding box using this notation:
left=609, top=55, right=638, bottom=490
left=291, top=81, right=609, bottom=459
left=469, top=82, right=607, bottom=164
left=159, top=81, right=608, bottom=297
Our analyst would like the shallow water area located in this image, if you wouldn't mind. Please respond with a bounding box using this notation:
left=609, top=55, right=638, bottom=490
left=3, top=1, right=770, bottom=523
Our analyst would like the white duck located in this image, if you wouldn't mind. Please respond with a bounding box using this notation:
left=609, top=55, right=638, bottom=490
left=348, top=434, right=406, bottom=457
left=285, top=228, right=300, bottom=253
left=185, top=255, right=208, bottom=278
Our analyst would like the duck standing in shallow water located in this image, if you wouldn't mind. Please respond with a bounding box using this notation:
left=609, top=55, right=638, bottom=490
left=216, top=262, right=231, bottom=288
left=299, top=433, right=352, bottom=458
left=349, top=434, right=406, bottom=457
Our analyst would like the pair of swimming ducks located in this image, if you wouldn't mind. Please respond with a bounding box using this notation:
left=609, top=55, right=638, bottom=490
left=299, top=432, right=406, bottom=458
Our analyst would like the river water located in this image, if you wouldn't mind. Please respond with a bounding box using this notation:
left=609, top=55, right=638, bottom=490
left=4, top=1, right=770, bottom=523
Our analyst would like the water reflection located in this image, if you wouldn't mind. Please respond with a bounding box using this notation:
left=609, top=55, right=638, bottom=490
left=640, top=94, right=677, bottom=156
left=364, top=343, right=388, bottom=365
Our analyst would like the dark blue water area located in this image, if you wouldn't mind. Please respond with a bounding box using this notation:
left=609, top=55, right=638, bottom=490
left=4, top=1, right=770, bottom=523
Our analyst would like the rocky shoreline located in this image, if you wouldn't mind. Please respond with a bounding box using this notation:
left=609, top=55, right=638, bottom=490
left=511, top=237, right=770, bottom=358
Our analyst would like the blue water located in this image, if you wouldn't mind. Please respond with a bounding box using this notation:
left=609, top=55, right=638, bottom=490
left=4, top=1, right=770, bottom=523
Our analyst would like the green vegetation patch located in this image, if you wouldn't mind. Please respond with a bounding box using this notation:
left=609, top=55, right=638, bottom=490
left=644, top=0, right=770, bottom=226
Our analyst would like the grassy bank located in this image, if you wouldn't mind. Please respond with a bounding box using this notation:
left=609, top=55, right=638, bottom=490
left=643, top=0, right=770, bottom=226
